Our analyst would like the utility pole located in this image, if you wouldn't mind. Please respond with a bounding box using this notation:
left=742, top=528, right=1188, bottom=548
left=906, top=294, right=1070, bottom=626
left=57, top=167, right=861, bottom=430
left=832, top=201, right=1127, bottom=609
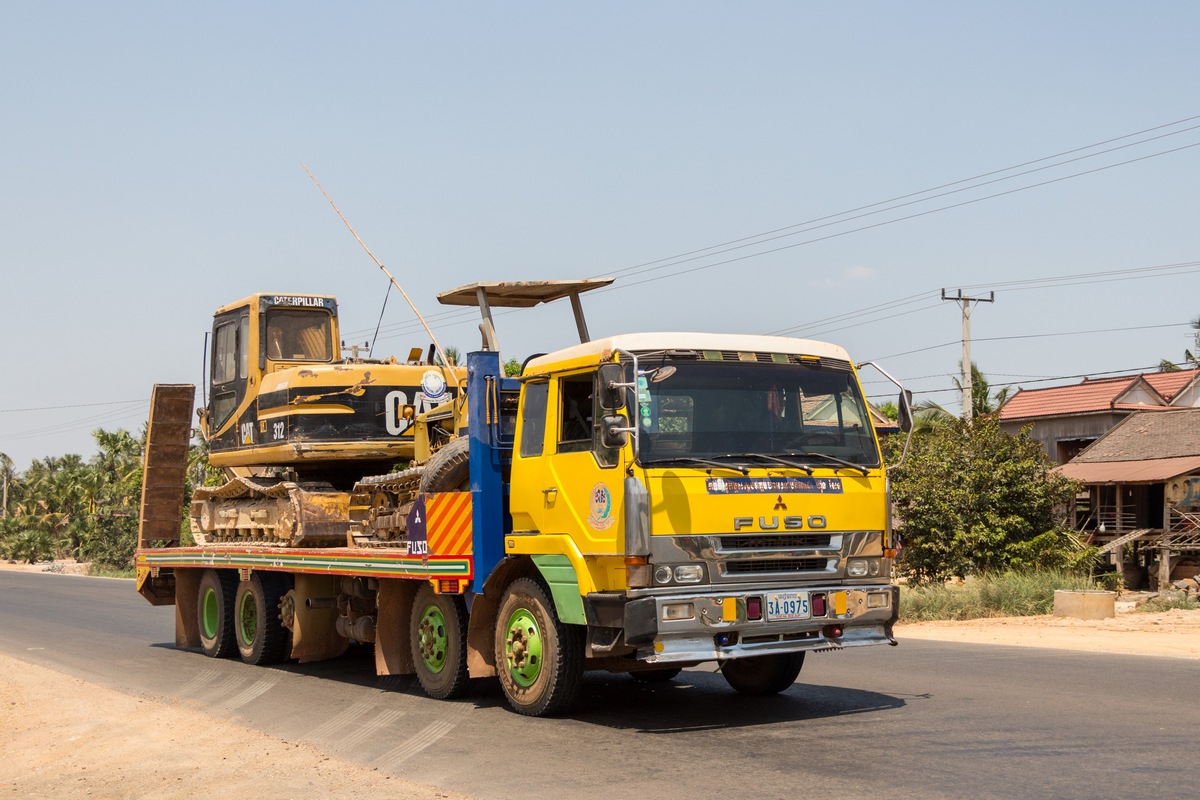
left=941, top=289, right=995, bottom=421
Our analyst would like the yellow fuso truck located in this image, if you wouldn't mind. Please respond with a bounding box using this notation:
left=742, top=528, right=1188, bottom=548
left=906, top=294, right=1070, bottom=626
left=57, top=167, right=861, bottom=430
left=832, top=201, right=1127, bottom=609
left=136, top=279, right=912, bottom=716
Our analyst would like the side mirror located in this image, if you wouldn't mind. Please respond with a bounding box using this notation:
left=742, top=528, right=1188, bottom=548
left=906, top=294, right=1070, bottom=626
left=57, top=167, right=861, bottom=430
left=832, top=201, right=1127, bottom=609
left=600, top=414, right=631, bottom=449
left=898, top=389, right=914, bottom=433
left=597, top=363, right=628, bottom=411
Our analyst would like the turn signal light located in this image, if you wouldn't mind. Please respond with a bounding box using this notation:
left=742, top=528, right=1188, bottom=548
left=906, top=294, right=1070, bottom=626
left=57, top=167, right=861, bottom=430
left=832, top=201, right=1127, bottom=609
left=626, top=556, right=651, bottom=588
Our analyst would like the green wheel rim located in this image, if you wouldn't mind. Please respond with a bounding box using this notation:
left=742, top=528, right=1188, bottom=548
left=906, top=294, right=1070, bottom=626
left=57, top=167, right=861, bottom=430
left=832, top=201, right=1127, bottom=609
left=238, top=591, right=258, bottom=645
left=416, top=605, right=449, bottom=673
left=202, top=587, right=219, bottom=639
left=503, top=608, right=543, bottom=688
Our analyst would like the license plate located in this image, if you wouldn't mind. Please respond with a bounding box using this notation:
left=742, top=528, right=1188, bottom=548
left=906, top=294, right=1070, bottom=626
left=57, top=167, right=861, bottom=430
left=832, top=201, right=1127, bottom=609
left=766, top=591, right=810, bottom=621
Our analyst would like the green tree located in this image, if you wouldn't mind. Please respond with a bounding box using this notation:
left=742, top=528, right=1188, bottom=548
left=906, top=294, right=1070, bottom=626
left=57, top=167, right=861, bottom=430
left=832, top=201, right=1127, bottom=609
left=0, top=451, right=13, bottom=518
left=889, top=415, right=1085, bottom=583
left=503, top=357, right=522, bottom=377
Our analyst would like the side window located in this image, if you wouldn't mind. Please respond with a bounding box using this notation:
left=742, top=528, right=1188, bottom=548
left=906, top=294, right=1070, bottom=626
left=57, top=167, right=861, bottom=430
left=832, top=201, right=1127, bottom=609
left=239, top=315, right=249, bottom=379
left=519, top=381, right=549, bottom=458
left=557, top=373, right=619, bottom=467
left=211, top=316, right=242, bottom=427
left=213, top=320, right=237, bottom=385
left=558, top=375, right=594, bottom=453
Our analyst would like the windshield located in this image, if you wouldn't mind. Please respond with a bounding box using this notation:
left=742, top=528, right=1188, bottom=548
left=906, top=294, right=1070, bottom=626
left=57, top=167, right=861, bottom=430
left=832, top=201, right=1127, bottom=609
left=632, top=359, right=881, bottom=469
left=265, top=309, right=333, bottom=361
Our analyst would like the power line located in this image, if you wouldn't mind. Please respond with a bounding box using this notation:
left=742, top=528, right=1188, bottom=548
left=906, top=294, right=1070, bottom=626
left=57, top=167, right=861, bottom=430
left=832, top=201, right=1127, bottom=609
left=0, top=399, right=146, bottom=414
left=346, top=117, right=1200, bottom=343
left=594, top=114, right=1200, bottom=283
left=604, top=139, right=1200, bottom=294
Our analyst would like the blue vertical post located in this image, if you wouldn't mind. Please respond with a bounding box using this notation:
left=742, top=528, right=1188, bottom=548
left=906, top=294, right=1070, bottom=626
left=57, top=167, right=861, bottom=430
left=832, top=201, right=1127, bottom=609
left=466, top=351, right=505, bottom=592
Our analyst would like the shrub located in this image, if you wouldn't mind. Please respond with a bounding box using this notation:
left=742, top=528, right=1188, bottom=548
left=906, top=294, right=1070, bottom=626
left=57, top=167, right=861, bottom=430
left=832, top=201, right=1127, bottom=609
left=900, top=570, right=1100, bottom=621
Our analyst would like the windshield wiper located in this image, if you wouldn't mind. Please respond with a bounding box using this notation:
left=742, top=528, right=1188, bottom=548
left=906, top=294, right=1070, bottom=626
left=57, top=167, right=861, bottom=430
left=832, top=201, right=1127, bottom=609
left=639, top=457, right=750, bottom=475
left=779, top=452, right=870, bottom=476
left=708, top=453, right=814, bottom=475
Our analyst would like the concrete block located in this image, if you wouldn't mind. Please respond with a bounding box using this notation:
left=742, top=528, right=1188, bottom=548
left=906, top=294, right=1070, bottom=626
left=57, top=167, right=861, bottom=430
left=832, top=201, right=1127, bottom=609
left=1053, top=590, right=1116, bottom=620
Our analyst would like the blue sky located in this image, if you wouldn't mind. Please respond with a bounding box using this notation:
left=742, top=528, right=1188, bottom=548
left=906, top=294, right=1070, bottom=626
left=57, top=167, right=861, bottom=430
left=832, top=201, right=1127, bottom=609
left=2, top=2, right=1199, bottom=469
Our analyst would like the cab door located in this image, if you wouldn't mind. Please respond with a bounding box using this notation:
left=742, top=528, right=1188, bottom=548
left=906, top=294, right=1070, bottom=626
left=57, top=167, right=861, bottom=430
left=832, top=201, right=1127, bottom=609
left=509, top=371, right=625, bottom=554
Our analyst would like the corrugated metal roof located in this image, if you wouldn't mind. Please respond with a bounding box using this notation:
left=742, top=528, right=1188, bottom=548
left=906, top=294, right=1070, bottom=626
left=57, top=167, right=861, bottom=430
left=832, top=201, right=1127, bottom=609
left=1058, top=455, right=1200, bottom=484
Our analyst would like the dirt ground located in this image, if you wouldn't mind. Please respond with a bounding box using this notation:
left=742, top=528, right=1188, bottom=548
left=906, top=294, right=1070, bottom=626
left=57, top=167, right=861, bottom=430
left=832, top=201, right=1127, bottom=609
left=2, top=561, right=1198, bottom=798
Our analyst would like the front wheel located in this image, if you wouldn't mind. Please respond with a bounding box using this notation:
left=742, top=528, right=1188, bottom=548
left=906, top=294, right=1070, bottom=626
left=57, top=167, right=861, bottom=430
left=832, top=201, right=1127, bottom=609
left=720, top=652, right=805, bottom=696
left=494, top=578, right=583, bottom=716
left=410, top=584, right=470, bottom=699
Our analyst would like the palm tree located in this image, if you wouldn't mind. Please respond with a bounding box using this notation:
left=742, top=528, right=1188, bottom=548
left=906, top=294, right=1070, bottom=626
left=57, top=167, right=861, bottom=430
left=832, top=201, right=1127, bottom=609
left=1160, top=317, right=1200, bottom=371
left=0, top=451, right=13, bottom=519
left=952, top=361, right=1012, bottom=419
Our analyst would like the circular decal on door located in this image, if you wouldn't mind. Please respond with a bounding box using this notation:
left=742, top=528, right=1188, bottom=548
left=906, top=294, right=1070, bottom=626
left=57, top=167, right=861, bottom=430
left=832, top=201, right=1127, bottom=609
left=588, top=483, right=615, bottom=530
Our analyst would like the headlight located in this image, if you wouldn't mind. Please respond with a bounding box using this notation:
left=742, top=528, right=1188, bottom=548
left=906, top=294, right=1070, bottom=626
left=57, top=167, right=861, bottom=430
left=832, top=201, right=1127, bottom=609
left=653, top=565, right=674, bottom=585
left=673, top=565, right=704, bottom=583
left=847, top=558, right=869, bottom=577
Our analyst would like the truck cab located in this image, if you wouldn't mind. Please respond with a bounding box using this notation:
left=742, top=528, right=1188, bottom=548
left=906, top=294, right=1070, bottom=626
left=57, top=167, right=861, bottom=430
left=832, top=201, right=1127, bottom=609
left=507, top=334, right=898, bottom=668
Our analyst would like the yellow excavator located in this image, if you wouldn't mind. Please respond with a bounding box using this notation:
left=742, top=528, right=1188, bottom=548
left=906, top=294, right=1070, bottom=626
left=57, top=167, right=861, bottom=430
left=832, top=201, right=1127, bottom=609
left=188, top=292, right=466, bottom=547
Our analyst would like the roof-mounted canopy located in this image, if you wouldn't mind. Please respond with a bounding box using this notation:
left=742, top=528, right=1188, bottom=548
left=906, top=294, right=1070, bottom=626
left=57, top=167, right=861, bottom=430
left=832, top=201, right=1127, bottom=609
left=437, top=278, right=615, bottom=351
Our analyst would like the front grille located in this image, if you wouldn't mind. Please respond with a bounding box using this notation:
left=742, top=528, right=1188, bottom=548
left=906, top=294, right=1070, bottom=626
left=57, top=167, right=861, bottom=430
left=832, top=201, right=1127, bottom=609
left=718, top=534, right=832, bottom=550
left=725, top=558, right=829, bottom=574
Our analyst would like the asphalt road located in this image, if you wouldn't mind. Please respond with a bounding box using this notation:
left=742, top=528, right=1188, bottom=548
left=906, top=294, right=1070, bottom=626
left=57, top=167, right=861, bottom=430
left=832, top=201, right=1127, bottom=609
left=1, top=570, right=1193, bottom=800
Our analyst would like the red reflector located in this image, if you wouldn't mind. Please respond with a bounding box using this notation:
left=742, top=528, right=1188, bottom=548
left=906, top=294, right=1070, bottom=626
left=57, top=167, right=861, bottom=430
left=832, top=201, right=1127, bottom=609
left=746, top=597, right=762, bottom=620
left=823, top=624, right=844, bottom=639
left=438, top=580, right=460, bottom=594
left=811, top=592, right=827, bottom=617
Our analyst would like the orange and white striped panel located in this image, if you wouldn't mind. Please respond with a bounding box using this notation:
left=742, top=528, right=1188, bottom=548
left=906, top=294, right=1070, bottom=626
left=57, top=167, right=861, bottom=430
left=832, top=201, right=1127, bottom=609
left=425, top=492, right=473, bottom=556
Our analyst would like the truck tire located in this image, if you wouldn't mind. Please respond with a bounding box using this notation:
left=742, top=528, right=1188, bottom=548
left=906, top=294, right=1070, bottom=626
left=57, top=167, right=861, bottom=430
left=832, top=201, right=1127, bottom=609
left=630, top=667, right=683, bottom=683
left=198, top=569, right=237, bottom=658
left=494, top=577, right=584, bottom=716
left=410, top=584, right=470, bottom=699
left=234, top=572, right=292, bottom=665
left=419, top=436, right=470, bottom=493
left=720, top=652, right=805, bottom=696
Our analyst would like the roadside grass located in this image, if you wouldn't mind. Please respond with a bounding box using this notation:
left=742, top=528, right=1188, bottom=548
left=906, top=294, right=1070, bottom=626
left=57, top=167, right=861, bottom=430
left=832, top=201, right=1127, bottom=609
left=1137, top=595, right=1200, bottom=612
left=86, top=563, right=136, bottom=579
left=900, top=571, right=1099, bottom=621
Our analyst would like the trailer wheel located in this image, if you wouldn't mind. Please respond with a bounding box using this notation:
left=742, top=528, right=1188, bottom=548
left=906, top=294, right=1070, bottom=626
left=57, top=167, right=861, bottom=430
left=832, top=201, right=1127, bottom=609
left=419, top=436, right=470, bottom=493
left=234, top=572, right=292, bottom=665
left=630, top=667, right=683, bottom=683
left=494, top=578, right=583, bottom=716
left=719, top=652, right=805, bottom=696
left=198, top=569, right=237, bottom=658
left=410, top=584, right=470, bottom=699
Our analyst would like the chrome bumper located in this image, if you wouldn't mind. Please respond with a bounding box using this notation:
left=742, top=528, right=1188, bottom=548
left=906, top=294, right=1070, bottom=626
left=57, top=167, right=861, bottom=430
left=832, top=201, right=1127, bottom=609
left=621, top=584, right=898, bottom=664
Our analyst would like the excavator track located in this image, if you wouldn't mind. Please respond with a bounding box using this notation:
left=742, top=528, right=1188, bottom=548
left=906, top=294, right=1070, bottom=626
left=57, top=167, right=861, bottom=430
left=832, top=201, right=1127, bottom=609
left=347, top=467, right=425, bottom=548
left=190, top=477, right=352, bottom=547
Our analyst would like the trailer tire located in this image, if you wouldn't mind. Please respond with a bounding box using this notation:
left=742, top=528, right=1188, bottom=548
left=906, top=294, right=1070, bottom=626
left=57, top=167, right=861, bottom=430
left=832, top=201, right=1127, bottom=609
left=495, top=577, right=584, bottom=716
left=720, top=652, right=805, bottom=696
left=411, top=584, right=470, bottom=699
left=630, top=667, right=683, bottom=683
left=234, top=572, right=292, bottom=665
left=198, top=569, right=237, bottom=658
left=419, top=436, right=471, bottom=493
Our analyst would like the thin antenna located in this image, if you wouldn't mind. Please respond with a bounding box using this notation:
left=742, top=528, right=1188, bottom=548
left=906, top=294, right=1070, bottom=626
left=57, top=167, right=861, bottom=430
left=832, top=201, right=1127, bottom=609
left=302, top=164, right=450, bottom=369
